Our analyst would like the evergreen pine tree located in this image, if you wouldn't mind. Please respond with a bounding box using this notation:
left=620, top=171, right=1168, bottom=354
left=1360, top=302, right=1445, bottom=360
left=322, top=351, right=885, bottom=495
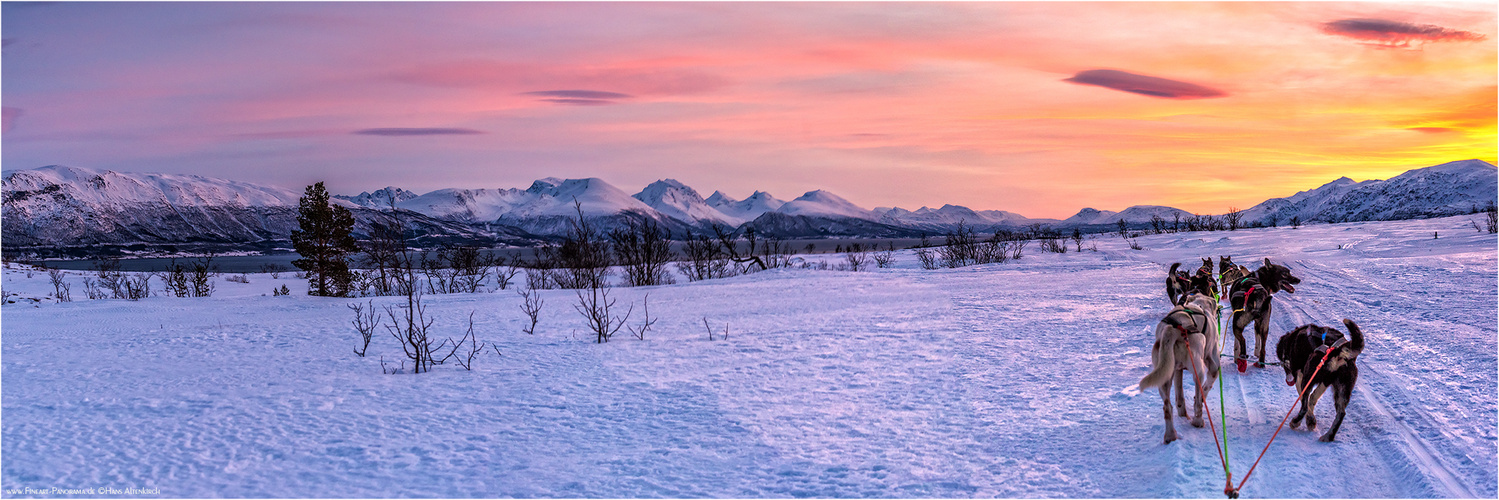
left=291, top=182, right=358, bottom=296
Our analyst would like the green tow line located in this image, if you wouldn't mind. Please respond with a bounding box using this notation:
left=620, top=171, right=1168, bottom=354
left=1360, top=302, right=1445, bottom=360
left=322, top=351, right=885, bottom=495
left=1212, top=273, right=1232, bottom=482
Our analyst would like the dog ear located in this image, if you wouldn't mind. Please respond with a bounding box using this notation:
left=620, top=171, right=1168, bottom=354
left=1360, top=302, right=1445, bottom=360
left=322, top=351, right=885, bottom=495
left=1263, top=257, right=1273, bottom=267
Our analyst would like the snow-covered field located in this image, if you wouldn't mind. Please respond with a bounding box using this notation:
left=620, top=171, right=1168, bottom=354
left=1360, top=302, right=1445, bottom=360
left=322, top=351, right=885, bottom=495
left=3, top=215, right=1494, bottom=498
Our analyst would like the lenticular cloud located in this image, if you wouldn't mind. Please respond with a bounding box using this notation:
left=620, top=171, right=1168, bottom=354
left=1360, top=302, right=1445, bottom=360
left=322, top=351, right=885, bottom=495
left=1063, top=70, right=1226, bottom=100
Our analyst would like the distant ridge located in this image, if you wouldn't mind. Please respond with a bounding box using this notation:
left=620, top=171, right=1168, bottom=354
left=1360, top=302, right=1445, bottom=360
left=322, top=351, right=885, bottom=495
left=5, top=159, right=1494, bottom=255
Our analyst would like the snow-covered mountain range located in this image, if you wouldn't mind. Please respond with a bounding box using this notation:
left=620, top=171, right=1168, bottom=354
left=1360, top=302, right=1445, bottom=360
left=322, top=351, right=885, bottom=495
left=4, top=160, right=1494, bottom=254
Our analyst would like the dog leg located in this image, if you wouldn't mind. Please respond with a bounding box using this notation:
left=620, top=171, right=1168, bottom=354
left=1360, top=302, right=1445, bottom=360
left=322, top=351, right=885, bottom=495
left=1231, top=313, right=1249, bottom=373
left=1290, top=377, right=1309, bottom=428
left=1253, top=306, right=1271, bottom=368
left=1173, top=369, right=1188, bottom=417
left=1319, top=383, right=1352, bottom=442
left=1188, top=356, right=1206, bottom=428
left=1160, top=384, right=1178, bottom=444
left=1304, top=384, right=1328, bottom=431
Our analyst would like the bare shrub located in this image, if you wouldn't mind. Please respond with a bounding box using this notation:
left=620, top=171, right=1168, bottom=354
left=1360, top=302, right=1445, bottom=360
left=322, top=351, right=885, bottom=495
left=384, top=288, right=445, bottom=374
left=915, top=235, right=939, bottom=269
left=518, top=288, right=544, bottom=334
left=609, top=213, right=676, bottom=287
left=844, top=243, right=870, bottom=271
left=493, top=255, right=520, bottom=290
left=123, top=273, right=153, bottom=300
left=678, top=233, right=733, bottom=282
left=226, top=273, right=250, bottom=284
left=47, top=268, right=71, bottom=302
left=349, top=300, right=381, bottom=357
left=94, top=258, right=126, bottom=299
left=939, top=221, right=977, bottom=268
left=450, top=312, right=488, bottom=371
left=259, top=263, right=288, bottom=279
left=627, top=294, right=657, bottom=341
left=551, top=200, right=611, bottom=290
left=82, top=278, right=108, bottom=300
left=573, top=283, right=631, bottom=343
left=872, top=243, right=896, bottom=268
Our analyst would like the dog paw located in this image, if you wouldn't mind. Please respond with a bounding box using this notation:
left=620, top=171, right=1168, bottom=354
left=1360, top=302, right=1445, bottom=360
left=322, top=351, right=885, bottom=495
left=1163, top=431, right=1178, bottom=444
left=1191, top=418, right=1205, bottom=428
left=1317, top=433, right=1335, bottom=443
left=1236, top=359, right=1247, bottom=373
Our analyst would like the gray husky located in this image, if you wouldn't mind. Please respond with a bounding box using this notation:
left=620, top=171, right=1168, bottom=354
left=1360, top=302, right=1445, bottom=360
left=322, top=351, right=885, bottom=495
left=1139, top=292, right=1223, bottom=444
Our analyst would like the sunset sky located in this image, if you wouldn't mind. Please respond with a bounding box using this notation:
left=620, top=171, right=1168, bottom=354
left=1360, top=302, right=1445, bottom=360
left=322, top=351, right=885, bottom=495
left=2, top=2, right=1494, bottom=218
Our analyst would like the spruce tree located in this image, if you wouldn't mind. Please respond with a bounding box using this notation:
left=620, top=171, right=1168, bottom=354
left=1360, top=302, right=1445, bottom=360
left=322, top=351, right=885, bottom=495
left=291, top=182, right=358, bottom=296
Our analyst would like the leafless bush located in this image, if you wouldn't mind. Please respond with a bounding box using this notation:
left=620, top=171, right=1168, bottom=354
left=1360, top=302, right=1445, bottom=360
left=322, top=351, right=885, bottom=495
left=518, top=288, right=543, bottom=334
left=550, top=200, right=612, bottom=290
left=47, top=268, right=71, bottom=302
left=872, top=243, right=896, bottom=268
left=121, top=273, right=153, bottom=301
left=713, top=225, right=773, bottom=274
left=678, top=233, right=733, bottom=282
left=1009, top=238, right=1027, bottom=260
left=573, top=283, right=631, bottom=343
left=94, top=258, right=127, bottom=299
left=349, top=300, right=380, bottom=357
left=1071, top=229, right=1084, bottom=252
left=609, top=213, right=676, bottom=287
left=939, top=222, right=978, bottom=268
left=703, top=317, right=729, bottom=341
left=450, top=312, right=488, bottom=371
left=915, top=235, right=939, bottom=269
left=380, top=355, right=405, bottom=375
left=493, top=255, right=520, bottom=290
left=975, top=233, right=1010, bottom=264
left=190, top=258, right=216, bottom=297
left=226, top=273, right=250, bottom=283
left=1127, top=238, right=1144, bottom=250
left=844, top=243, right=870, bottom=271
left=259, top=263, right=288, bottom=279
left=385, top=289, right=445, bottom=374
left=1483, top=202, right=1498, bottom=234
left=627, top=294, right=657, bottom=341
left=82, top=278, right=108, bottom=300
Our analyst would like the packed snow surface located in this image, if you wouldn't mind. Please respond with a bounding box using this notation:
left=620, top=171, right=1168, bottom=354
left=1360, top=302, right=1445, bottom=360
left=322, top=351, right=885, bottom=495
left=2, top=216, right=1494, bottom=497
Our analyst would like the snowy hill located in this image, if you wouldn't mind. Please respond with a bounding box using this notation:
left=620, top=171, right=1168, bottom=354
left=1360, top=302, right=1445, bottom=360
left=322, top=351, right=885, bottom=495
left=876, top=204, right=1051, bottom=231
left=633, top=179, right=740, bottom=226
left=1060, top=205, right=1194, bottom=227
left=0, top=166, right=534, bottom=254
left=1240, top=159, right=1498, bottom=225
left=334, top=186, right=419, bottom=208
left=775, top=190, right=876, bottom=219
left=2, top=165, right=304, bottom=249
left=708, top=190, right=786, bottom=222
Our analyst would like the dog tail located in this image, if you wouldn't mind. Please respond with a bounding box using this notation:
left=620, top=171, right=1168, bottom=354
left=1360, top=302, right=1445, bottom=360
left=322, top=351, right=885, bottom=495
left=1169, top=262, right=1181, bottom=276
left=1341, top=318, right=1365, bottom=360
left=1139, top=314, right=1186, bottom=389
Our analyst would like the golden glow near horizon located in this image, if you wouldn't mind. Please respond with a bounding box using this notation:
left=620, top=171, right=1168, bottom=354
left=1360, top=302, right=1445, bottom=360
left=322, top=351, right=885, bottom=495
left=2, top=2, right=1494, bottom=218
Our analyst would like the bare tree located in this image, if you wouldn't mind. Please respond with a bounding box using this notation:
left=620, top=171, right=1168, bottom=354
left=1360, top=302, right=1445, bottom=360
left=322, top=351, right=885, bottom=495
left=1224, top=207, right=1244, bottom=231
left=349, top=300, right=381, bottom=357
left=678, top=232, right=732, bottom=281
left=712, top=225, right=770, bottom=273
left=1071, top=228, right=1084, bottom=252
left=384, top=288, right=445, bottom=374
left=609, top=213, right=676, bottom=287
left=552, top=200, right=612, bottom=290
left=1290, top=215, right=1302, bottom=228
left=493, top=254, right=520, bottom=290
left=518, top=287, right=543, bottom=335
left=1115, top=219, right=1129, bottom=238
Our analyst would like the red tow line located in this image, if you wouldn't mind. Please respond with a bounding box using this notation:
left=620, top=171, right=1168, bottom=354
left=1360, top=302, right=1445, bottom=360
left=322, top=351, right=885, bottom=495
left=1181, top=335, right=1236, bottom=496
left=1226, top=342, right=1341, bottom=498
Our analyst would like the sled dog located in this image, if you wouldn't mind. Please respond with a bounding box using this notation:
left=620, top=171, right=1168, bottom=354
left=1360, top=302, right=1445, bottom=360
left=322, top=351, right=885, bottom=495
left=1139, top=293, right=1223, bottom=444
left=1228, top=258, right=1301, bottom=371
left=1276, top=319, right=1365, bottom=442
